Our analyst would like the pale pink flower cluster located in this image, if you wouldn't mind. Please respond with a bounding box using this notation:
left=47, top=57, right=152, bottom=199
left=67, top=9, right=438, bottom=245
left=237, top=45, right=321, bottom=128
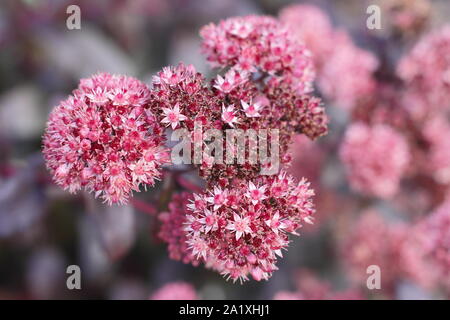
left=200, top=15, right=315, bottom=95
left=343, top=205, right=448, bottom=294
left=318, top=32, right=379, bottom=111
left=398, top=26, right=450, bottom=118
left=279, top=4, right=334, bottom=70
left=330, top=25, right=450, bottom=207
left=341, top=210, right=433, bottom=295
left=280, top=4, right=378, bottom=110
left=392, top=26, right=450, bottom=200
left=150, top=282, right=198, bottom=300
left=339, top=122, right=410, bottom=198
left=184, top=171, right=315, bottom=282
left=42, top=73, right=170, bottom=204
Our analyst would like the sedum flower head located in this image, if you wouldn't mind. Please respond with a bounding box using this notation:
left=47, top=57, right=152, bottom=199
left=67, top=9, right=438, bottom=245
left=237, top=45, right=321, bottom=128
left=280, top=4, right=378, bottom=111
left=339, top=122, right=410, bottom=198
left=42, top=73, right=170, bottom=204
left=150, top=61, right=327, bottom=187
left=342, top=210, right=432, bottom=293
left=184, top=171, right=315, bottom=282
left=398, top=25, right=450, bottom=117
left=200, top=15, right=315, bottom=95
left=158, top=17, right=328, bottom=188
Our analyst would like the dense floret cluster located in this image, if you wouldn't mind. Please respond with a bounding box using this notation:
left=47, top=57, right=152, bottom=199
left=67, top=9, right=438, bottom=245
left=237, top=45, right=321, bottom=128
left=43, top=73, right=170, bottom=204
left=184, top=172, right=315, bottom=282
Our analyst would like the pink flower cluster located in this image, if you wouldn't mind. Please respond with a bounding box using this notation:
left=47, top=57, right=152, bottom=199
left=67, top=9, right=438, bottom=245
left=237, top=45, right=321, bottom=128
left=317, top=32, right=378, bottom=111
left=200, top=15, right=315, bottom=95
left=395, top=26, right=450, bottom=205
left=339, top=122, right=410, bottom=198
left=42, top=73, right=170, bottom=204
left=422, top=116, right=450, bottom=184
left=398, top=26, right=450, bottom=118
left=279, top=4, right=333, bottom=70
left=277, top=4, right=450, bottom=297
left=150, top=63, right=219, bottom=133
left=149, top=16, right=328, bottom=188
left=341, top=210, right=432, bottom=294
left=150, top=282, right=198, bottom=300
left=184, top=171, right=315, bottom=282
left=325, top=25, right=450, bottom=207
left=157, top=192, right=200, bottom=266
left=280, top=4, right=379, bottom=110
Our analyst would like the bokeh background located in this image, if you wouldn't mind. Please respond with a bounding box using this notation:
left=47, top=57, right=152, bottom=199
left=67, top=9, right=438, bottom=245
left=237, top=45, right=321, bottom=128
left=1, top=0, right=449, bottom=300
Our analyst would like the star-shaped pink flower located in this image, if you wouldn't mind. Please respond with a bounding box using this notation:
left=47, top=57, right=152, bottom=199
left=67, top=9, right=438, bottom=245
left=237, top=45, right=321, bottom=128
left=161, top=103, right=187, bottom=129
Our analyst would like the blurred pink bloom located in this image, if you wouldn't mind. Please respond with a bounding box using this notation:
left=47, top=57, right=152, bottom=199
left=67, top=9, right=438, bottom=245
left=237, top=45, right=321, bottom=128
left=150, top=282, right=198, bottom=300
left=280, top=4, right=378, bottom=110
left=318, top=32, right=378, bottom=111
left=42, top=73, right=170, bottom=204
left=416, top=200, right=450, bottom=290
left=279, top=4, right=334, bottom=70
left=150, top=60, right=327, bottom=188
left=340, top=122, right=410, bottom=198
left=341, top=210, right=433, bottom=294
left=398, top=26, right=450, bottom=118
left=380, top=0, right=430, bottom=34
